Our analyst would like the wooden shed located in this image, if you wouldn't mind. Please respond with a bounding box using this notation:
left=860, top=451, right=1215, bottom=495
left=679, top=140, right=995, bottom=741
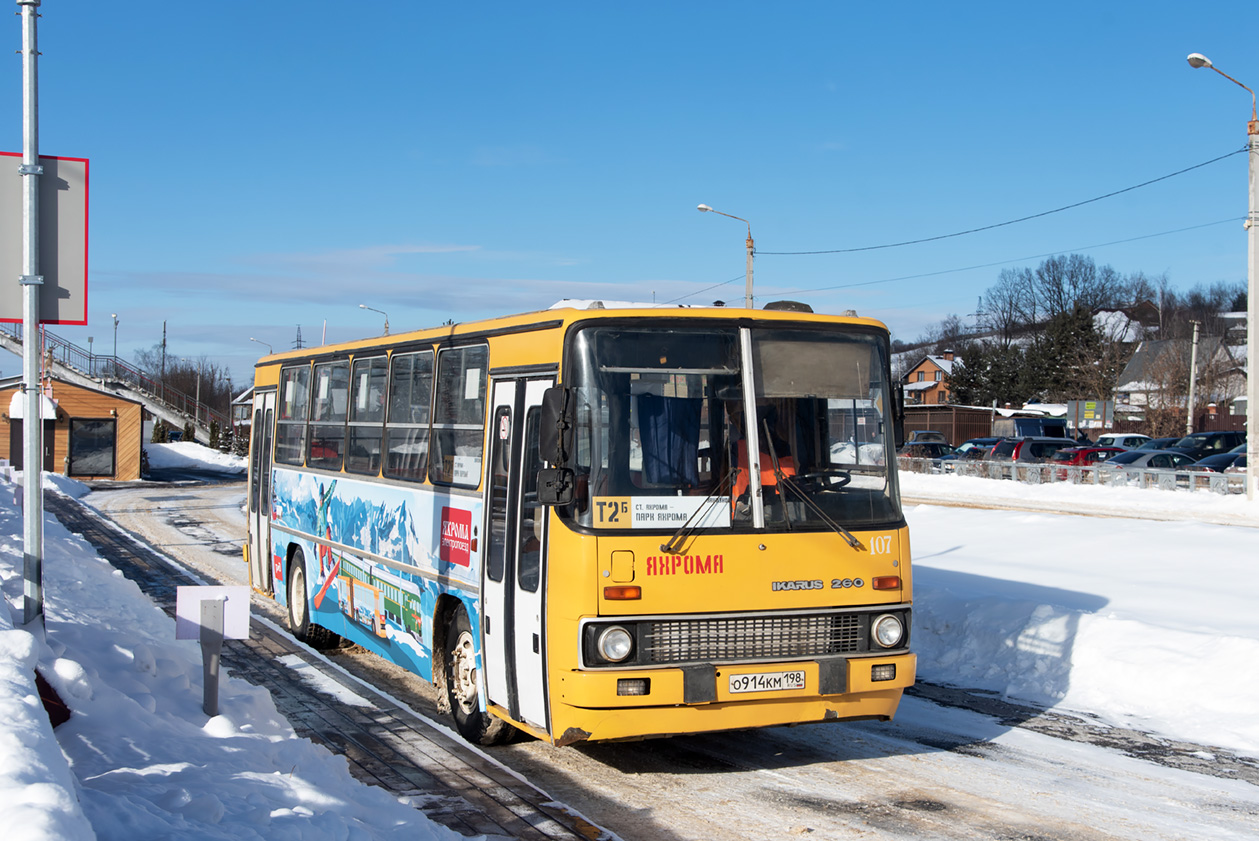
left=0, top=377, right=145, bottom=480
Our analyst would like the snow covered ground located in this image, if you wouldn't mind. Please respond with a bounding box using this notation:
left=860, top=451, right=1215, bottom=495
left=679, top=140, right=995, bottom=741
left=145, top=441, right=247, bottom=474
left=904, top=474, right=1259, bottom=754
left=0, top=445, right=1257, bottom=839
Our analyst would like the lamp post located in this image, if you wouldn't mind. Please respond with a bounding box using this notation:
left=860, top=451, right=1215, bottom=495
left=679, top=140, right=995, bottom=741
left=1188, top=52, right=1258, bottom=501
left=87, top=336, right=93, bottom=377
left=697, top=204, right=755, bottom=309
left=111, top=312, right=118, bottom=374
left=249, top=337, right=273, bottom=355
left=359, top=303, right=390, bottom=335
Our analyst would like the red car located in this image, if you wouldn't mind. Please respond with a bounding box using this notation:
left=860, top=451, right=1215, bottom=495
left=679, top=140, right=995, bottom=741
left=1052, top=446, right=1124, bottom=479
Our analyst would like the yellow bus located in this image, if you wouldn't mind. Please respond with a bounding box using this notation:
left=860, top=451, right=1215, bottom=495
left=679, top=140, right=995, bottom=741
left=244, top=301, right=915, bottom=746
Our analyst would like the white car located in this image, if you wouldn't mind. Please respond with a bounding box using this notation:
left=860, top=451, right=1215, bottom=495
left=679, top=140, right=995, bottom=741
left=1094, top=433, right=1151, bottom=450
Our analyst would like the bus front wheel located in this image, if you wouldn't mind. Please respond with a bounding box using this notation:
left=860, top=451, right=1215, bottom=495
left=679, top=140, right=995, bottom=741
left=445, top=606, right=512, bottom=745
left=287, top=548, right=338, bottom=649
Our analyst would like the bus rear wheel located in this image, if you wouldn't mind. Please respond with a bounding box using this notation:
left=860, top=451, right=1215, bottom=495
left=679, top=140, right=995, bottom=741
left=446, top=606, right=512, bottom=745
left=287, top=548, right=338, bottom=649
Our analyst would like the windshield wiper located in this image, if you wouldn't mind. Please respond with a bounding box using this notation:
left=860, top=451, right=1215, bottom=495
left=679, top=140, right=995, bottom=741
left=760, top=420, right=862, bottom=549
left=774, top=474, right=864, bottom=549
left=659, top=467, right=736, bottom=556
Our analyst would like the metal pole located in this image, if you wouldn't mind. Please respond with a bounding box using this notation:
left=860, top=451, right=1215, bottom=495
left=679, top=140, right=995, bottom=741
left=1246, top=123, right=1257, bottom=500
left=18, top=0, right=43, bottom=628
left=1186, top=320, right=1199, bottom=436
left=744, top=232, right=754, bottom=310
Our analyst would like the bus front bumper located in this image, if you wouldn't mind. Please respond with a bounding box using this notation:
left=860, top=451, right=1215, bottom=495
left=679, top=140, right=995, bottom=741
left=549, top=652, right=916, bottom=744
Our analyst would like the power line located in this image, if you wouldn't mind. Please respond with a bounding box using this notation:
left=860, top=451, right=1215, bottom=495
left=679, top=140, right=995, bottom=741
left=669, top=217, right=1238, bottom=306
left=773, top=217, right=1242, bottom=298
left=757, top=148, right=1247, bottom=256
left=661, top=273, right=744, bottom=306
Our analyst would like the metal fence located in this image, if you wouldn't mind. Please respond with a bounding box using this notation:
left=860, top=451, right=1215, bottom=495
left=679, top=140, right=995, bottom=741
left=0, top=322, right=228, bottom=429
left=897, top=456, right=1244, bottom=495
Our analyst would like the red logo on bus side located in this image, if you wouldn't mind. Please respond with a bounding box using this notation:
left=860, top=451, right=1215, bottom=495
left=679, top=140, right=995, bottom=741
left=440, top=507, right=473, bottom=567
left=644, top=555, right=724, bottom=576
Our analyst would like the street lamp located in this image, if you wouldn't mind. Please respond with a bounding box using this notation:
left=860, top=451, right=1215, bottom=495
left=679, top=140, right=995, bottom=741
left=359, top=303, right=390, bottom=335
left=1188, top=52, right=1259, bottom=501
left=249, top=337, right=273, bottom=355
left=110, top=313, right=118, bottom=373
left=697, top=204, right=755, bottom=309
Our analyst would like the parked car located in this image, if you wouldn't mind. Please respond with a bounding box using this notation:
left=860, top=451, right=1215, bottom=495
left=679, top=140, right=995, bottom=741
left=1188, top=451, right=1245, bottom=473
left=899, top=442, right=955, bottom=459
left=1094, top=433, right=1151, bottom=450
left=1099, top=449, right=1199, bottom=472
left=1224, top=455, right=1247, bottom=475
left=1051, top=446, right=1125, bottom=479
left=1135, top=436, right=1181, bottom=451
left=905, top=430, right=948, bottom=445
left=897, top=441, right=955, bottom=474
left=985, top=437, right=1079, bottom=463
left=953, top=436, right=1002, bottom=460
left=1164, top=430, right=1246, bottom=460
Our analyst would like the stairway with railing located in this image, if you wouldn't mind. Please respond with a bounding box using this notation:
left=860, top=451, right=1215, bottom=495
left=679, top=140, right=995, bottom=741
left=0, top=322, right=228, bottom=438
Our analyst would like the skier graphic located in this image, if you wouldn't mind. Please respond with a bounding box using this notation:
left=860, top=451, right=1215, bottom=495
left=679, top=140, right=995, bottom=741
left=312, top=480, right=340, bottom=610
left=316, top=480, right=337, bottom=576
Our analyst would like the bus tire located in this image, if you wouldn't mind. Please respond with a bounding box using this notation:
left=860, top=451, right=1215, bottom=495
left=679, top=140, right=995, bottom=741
left=287, top=548, right=338, bottom=649
left=446, top=606, right=512, bottom=745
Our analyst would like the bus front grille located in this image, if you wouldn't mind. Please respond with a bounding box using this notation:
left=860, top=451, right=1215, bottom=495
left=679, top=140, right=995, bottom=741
left=638, top=612, right=863, bottom=664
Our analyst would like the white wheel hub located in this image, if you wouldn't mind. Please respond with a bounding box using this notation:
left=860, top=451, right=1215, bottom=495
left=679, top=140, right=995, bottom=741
left=451, top=630, right=478, bottom=713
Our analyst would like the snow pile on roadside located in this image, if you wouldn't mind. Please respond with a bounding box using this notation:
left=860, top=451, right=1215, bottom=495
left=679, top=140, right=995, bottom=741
left=0, top=482, right=456, bottom=840
left=906, top=497, right=1259, bottom=755
left=899, top=470, right=1259, bottom=527
left=146, top=441, right=246, bottom=473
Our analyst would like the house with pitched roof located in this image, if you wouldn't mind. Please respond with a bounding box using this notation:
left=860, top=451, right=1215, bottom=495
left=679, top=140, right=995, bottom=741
left=1114, top=337, right=1246, bottom=428
left=902, top=350, right=956, bottom=405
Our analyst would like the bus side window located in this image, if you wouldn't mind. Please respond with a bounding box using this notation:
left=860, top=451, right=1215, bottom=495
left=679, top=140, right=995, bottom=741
left=429, top=345, right=488, bottom=488
left=384, top=350, right=434, bottom=482
left=275, top=365, right=311, bottom=465
left=347, top=356, right=387, bottom=475
left=309, top=360, right=350, bottom=470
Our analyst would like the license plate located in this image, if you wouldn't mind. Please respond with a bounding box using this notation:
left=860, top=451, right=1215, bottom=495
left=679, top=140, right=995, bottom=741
left=728, top=669, right=806, bottom=694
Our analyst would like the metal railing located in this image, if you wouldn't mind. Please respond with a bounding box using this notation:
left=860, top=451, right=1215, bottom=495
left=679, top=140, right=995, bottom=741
left=0, top=322, right=228, bottom=429
left=897, top=457, right=1245, bottom=495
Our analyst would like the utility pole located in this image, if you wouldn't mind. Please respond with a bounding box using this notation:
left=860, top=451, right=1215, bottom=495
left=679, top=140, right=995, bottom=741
left=18, top=0, right=43, bottom=628
left=1186, top=320, right=1200, bottom=436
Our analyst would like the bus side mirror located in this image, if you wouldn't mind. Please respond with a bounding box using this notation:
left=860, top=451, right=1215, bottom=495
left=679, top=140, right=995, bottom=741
left=537, top=467, right=575, bottom=506
left=539, top=386, right=575, bottom=466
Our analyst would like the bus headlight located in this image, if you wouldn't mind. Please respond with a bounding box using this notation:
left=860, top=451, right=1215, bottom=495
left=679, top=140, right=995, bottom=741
left=871, top=614, right=904, bottom=648
left=597, top=626, right=634, bottom=662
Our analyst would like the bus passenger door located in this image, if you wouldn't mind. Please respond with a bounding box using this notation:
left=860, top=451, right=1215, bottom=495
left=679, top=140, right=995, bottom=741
left=482, top=378, right=552, bottom=733
left=247, top=390, right=276, bottom=594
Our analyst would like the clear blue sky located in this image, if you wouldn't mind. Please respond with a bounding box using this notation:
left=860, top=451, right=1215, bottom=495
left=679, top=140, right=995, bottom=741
left=5, top=1, right=1258, bottom=388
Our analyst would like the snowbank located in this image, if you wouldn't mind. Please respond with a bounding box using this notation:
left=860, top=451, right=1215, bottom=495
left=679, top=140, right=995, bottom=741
left=0, top=478, right=455, bottom=840
left=905, top=473, right=1259, bottom=754
left=146, top=442, right=246, bottom=474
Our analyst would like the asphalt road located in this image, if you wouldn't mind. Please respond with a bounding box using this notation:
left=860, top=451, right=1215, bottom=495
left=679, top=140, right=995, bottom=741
left=75, top=478, right=1259, bottom=841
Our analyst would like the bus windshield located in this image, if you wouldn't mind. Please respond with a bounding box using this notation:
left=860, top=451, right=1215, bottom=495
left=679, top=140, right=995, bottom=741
left=566, top=323, right=900, bottom=531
